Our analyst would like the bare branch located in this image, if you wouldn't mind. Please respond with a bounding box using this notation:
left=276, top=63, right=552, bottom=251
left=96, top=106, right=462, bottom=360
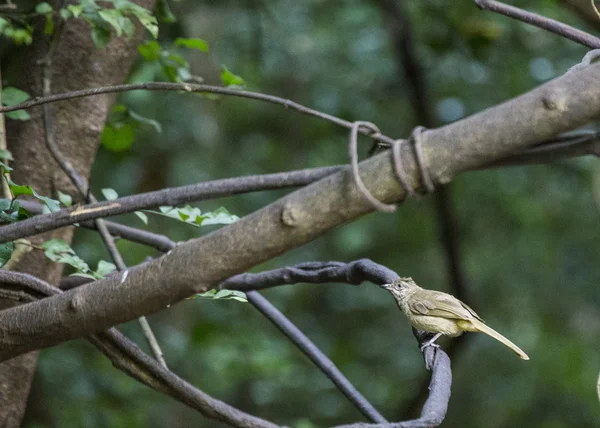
left=475, top=0, right=600, bottom=48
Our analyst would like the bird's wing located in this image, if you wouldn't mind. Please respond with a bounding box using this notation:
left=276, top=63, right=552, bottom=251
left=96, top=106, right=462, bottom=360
left=409, top=290, right=479, bottom=321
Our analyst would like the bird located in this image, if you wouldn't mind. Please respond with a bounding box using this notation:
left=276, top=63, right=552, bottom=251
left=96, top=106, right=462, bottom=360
left=380, top=277, right=529, bottom=360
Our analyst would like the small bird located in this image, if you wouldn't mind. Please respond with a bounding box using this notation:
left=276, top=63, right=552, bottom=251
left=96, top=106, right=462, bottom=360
left=380, top=277, right=529, bottom=360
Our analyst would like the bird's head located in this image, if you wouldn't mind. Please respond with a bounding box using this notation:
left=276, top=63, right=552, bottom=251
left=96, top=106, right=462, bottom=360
left=379, top=277, right=419, bottom=300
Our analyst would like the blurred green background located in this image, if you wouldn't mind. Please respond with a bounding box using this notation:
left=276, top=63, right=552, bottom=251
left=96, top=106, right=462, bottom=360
left=23, top=0, right=600, bottom=427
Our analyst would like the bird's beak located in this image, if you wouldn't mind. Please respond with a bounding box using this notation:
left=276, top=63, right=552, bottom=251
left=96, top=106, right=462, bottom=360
left=379, top=283, right=391, bottom=289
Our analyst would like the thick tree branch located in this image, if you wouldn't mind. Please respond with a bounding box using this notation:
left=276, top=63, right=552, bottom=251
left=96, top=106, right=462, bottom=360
left=0, top=63, right=598, bottom=361
left=3, top=129, right=599, bottom=244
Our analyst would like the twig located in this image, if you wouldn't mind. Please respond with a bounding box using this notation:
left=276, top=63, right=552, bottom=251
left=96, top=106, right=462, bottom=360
left=41, top=27, right=166, bottom=368
left=0, top=165, right=343, bottom=244
left=0, top=270, right=278, bottom=428
left=0, top=81, right=397, bottom=146
left=474, top=0, right=600, bottom=48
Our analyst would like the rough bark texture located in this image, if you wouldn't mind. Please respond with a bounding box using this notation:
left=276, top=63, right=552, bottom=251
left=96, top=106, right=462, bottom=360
left=1, top=1, right=154, bottom=424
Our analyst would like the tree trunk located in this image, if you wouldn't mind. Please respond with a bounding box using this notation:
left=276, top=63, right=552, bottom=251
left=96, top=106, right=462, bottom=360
left=1, top=1, right=154, bottom=424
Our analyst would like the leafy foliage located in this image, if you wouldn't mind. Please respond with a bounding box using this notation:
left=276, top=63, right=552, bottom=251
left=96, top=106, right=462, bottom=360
left=8, top=181, right=60, bottom=213
left=147, top=205, right=239, bottom=227
left=1, top=87, right=31, bottom=121
left=0, top=18, right=33, bottom=45
left=0, top=161, right=59, bottom=213
left=101, top=104, right=161, bottom=153
left=138, top=38, right=209, bottom=82
left=220, top=65, right=245, bottom=88
left=41, top=239, right=116, bottom=280
left=60, top=0, right=158, bottom=48
left=0, top=241, right=13, bottom=268
left=190, top=289, right=248, bottom=303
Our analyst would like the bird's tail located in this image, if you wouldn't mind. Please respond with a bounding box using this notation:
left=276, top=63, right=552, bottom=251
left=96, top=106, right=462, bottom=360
left=460, top=319, right=530, bottom=360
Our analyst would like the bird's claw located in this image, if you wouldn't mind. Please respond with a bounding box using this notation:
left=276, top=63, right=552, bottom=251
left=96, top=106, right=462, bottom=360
left=420, top=342, right=440, bottom=352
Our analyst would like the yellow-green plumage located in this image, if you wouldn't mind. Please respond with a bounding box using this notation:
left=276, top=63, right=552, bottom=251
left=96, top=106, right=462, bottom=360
left=381, top=278, right=529, bottom=360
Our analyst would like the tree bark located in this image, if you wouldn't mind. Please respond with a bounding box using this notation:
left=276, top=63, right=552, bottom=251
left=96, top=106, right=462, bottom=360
left=1, top=1, right=154, bottom=424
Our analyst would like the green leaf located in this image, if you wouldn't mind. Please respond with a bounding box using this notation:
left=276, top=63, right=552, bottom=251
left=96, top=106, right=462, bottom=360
left=115, top=1, right=158, bottom=38
left=101, top=188, right=119, bottom=201
left=95, top=260, right=116, bottom=278
left=0, top=150, right=12, bottom=161
left=35, top=2, right=53, bottom=15
left=134, top=211, right=148, bottom=225
left=155, top=0, right=177, bottom=23
left=101, top=123, right=135, bottom=152
left=133, top=12, right=158, bottom=38
left=0, top=241, right=14, bottom=268
left=0, top=199, right=31, bottom=223
left=220, top=65, right=245, bottom=87
left=0, top=161, right=12, bottom=173
left=59, top=8, right=72, bottom=20
left=138, top=40, right=162, bottom=61
left=0, top=87, right=28, bottom=105
left=5, top=110, right=30, bottom=121
left=41, top=239, right=92, bottom=274
left=67, top=4, right=82, bottom=18
left=91, top=25, right=112, bottom=48
left=196, top=206, right=239, bottom=226
left=98, top=9, right=125, bottom=37
left=190, top=289, right=247, bottom=303
left=175, top=37, right=208, bottom=52
left=147, top=205, right=239, bottom=227
left=8, top=180, right=60, bottom=212
left=57, top=191, right=73, bottom=207
left=2, top=87, right=30, bottom=120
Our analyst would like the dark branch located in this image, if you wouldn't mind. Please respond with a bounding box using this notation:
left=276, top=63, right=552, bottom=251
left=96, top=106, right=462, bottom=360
left=474, top=0, right=600, bottom=48
left=0, top=165, right=343, bottom=244
left=247, top=291, right=387, bottom=424
left=221, top=259, right=398, bottom=291
left=332, top=348, right=451, bottom=428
